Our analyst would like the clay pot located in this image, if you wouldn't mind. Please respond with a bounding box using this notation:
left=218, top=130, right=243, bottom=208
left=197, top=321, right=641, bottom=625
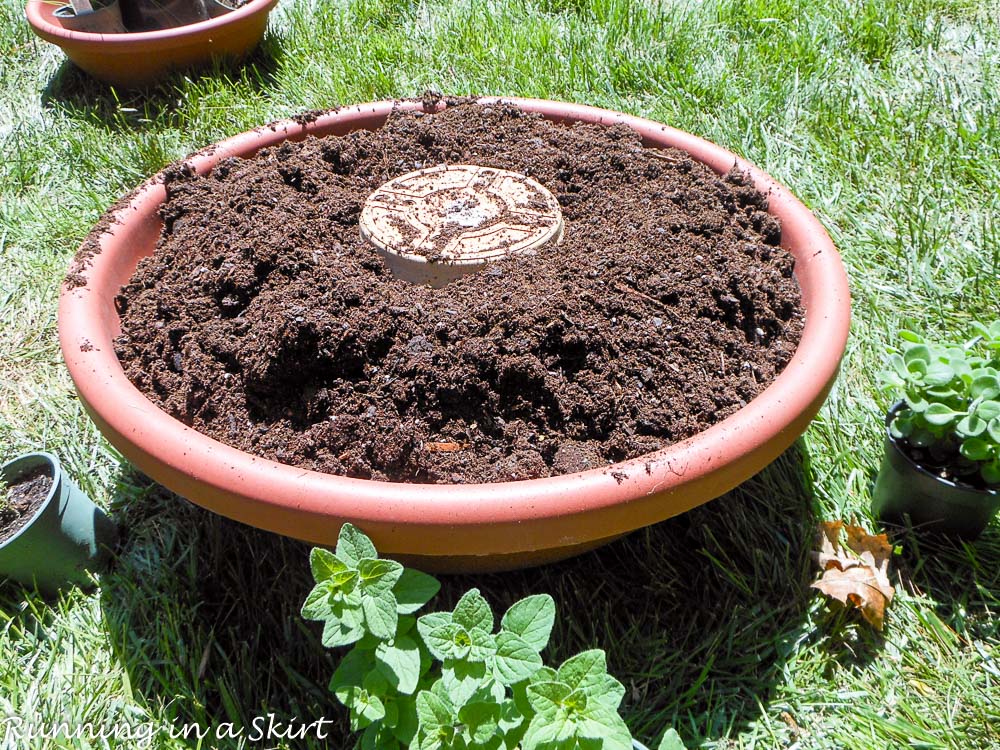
left=0, top=452, right=118, bottom=595
left=53, top=1, right=127, bottom=33
left=58, top=98, right=851, bottom=572
left=873, top=402, right=1000, bottom=538
left=25, top=0, right=277, bottom=88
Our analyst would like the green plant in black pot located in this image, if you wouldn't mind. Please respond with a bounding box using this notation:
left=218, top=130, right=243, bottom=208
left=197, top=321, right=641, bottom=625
left=874, top=321, right=1000, bottom=537
left=302, top=524, right=686, bottom=750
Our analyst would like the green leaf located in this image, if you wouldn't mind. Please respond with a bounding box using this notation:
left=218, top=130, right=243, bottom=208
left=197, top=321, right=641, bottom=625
left=905, top=392, right=929, bottom=413
left=311, top=547, right=349, bottom=582
left=361, top=723, right=401, bottom=750
left=467, top=627, right=497, bottom=662
left=903, top=344, right=931, bottom=365
left=322, top=599, right=366, bottom=647
left=989, top=417, right=1000, bottom=444
left=426, top=623, right=473, bottom=661
left=899, top=330, right=924, bottom=344
left=971, top=373, right=1000, bottom=400
left=586, top=673, right=626, bottom=710
left=393, top=694, right=420, bottom=745
left=923, top=403, right=960, bottom=427
left=353, top=692, right=387, bottom=731
left=575, top=703, right=633, bottom=749
left=887, top=353, right=909, bottom=380
left=442, top=659, right=488, bottom=708
left=330, top=647, right=375, bottom=706
left=924, top=362, right=955, bottom=386
left=556, top=650, right=607, bottom=692
left=416, top=733, right=444, bottom=750
left=360, top=558, right=406, bottom=595
left=526, top=680, right=573, bottom=715
left=657, top=728, right=687, bottom=750
left=493, top=632, right=543, bottom=685
left=500, top=595, right=555, bottom=652
left=521, top=710, right=575, bottom=749
left=337, top=523, right=379, bottom=567
left=336, top=684, right=386, bottom=731
left=364, top=591, right=401, bottom=641
left=416, top=690, right=454, bottom=731
left=957, top=414, right=988, bottom=438
left=301, top=582, right=335, bottom=621
left=376, top=635, right=423, bottom=695
left=458, top=701, right=501, bottom=744
left=962, top=437, right=994, bottom=462
left=394, top=569, right=441, bottom=614
left=418, top=611, right=453, bottom=644
left=452, top=589, right=494, bottom=633
left=364, top=668, right=392, bottom=697
left=889, top=414, right=913, bottom=440
left=976, top=400, right=1000, bottom=421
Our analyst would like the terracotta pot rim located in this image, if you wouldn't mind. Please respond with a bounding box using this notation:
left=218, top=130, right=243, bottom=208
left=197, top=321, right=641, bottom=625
left=884, top=401, right=999, bottom=497
left=25, top=0, right=277, bottom=48
left=58, top=97, right=851, bottom=555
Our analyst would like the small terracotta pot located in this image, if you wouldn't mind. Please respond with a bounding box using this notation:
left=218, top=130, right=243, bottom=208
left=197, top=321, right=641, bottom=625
left=25, top=0, right=277, bottom=88
left=873, top=402, right=1000, bottom=538
left=58, top=98, right=851, bottom=572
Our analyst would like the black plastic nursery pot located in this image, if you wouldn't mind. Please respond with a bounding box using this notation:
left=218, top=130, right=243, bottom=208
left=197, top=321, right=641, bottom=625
left=873, top=404, right=1000, bottom=538
left=0, top=452, right=118, bottom=595
left=119, top=0, right=209, bottom=31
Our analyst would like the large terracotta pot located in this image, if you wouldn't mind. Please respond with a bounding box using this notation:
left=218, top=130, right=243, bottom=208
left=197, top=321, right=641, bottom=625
left=58, top=98, right=851, bottom=572
left=25, top=0, right=277, bottom=89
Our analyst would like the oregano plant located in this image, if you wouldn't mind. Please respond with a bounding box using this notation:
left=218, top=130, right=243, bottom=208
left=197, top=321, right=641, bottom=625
left=879, top=321, right=1000, bottom=487
left=303, top=524, right=686, bottom=750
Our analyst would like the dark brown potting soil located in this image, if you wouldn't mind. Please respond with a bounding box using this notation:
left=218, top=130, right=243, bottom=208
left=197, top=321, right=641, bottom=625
left=0, top=468, right=52, bottom=544
left=112, top=102, right=804, bottom=484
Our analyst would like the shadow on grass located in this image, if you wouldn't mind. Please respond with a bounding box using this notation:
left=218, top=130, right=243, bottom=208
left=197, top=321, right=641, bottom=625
left=0, top=587, right=58, bottom=644
left=38, top=31, right=285, bottom=130
left=891, top=522, right=1000, bottom=644
left=99, top=442, right=820, bottom=748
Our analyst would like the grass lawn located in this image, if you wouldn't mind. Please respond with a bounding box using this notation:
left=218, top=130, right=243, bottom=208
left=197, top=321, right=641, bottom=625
left=2, top=0, right=1000, bottom=747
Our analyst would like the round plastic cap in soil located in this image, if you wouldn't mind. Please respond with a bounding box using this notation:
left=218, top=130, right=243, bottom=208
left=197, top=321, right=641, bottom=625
left=59, top=98, right=852, bottom=572
left=360, top=164, right=564, bottom=287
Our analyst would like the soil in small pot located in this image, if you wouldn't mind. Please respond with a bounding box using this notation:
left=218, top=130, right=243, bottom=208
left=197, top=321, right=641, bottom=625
left=893, top=435, right=997, bottom=492
left=109, top=102, right=804, bottom=484
left=0, top=467, right=53, bottom=544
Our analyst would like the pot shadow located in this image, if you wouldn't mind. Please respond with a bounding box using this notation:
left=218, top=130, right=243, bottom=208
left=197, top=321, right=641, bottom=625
left=888, top=521, right=1000, bottom=645
left=39, top=30, right=284, bottom=130
left=0, top=587, right=58, bottom=643
left=99, top=442, right=821, bottom=749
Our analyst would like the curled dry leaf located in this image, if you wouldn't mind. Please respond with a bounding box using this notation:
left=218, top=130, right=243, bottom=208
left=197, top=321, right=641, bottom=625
left=423, top=441, right=468, bottom=452
left=811, top=521, right=895, bottom=630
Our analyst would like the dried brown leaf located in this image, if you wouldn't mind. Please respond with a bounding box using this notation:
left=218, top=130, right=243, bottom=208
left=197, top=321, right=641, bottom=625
left=811, top=521, right=895, bottom=630
left=424, top=441, right=467, bottom=452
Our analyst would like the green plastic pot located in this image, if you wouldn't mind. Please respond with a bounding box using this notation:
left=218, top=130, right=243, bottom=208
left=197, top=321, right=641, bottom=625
left=872, top=403, right=1000, bottom=538
left=0, top=452, right=118, bottom=595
